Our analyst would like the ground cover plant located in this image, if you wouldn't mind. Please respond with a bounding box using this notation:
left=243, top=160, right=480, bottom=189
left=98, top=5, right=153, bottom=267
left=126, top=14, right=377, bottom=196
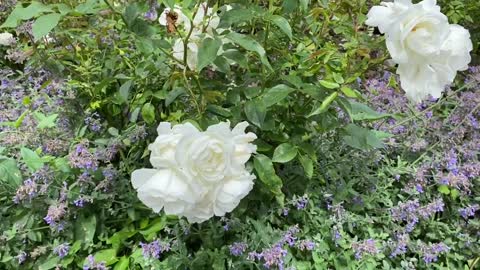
left=0, top=0, right=479, bottom=269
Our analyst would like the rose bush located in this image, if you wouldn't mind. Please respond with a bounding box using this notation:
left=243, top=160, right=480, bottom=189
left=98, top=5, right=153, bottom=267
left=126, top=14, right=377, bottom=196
left=0, top=0, right=479, bottom=269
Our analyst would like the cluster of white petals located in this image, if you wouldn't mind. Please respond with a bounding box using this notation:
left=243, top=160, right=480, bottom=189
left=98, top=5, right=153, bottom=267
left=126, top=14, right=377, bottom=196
left=0, top=32, right=15, bottom=46
left=131, top=121, right=257, bottom=223
left=366, top=0, right=472, bottom=102
left=158, top=3, right=230, bottom=70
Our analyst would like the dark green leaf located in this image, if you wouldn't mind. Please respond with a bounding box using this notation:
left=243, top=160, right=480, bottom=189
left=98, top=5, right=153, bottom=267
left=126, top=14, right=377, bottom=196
left=244, top=99, right=266, bottom=128
left=74, top=214, right=96, bottom=245
left=298, top=154, right=313, bottom=178
left=197, top=38, right=222, bottom=71
left=262, top=84, right=294, bottom=107
left=267, top=15, right=292, bottom=39
left=253, top=154, right=283, bottom=191
left=226, top=32, right=272, bottom=70
left=119, top=80, right=133, bottom=103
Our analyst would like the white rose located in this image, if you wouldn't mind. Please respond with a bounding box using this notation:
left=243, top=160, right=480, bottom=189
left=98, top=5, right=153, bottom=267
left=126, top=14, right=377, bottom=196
left=172, top=38, right=199, bottom=70
left=131, top=168, right=199, bottom=215
left=366, top=0, right=472, bottom=102
left=175, top=121, right=257, bottom=184
left=0, top=32, right=15, bottom=46
left=132, top=121, right=257, bottom=223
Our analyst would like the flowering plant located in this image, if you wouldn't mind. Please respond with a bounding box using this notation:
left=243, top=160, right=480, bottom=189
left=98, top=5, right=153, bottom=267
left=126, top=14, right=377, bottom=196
left=0, top=0, right=478, bottom=269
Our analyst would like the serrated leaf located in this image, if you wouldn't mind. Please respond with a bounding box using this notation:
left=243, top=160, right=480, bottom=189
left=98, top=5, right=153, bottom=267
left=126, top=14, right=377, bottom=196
left=268, top=15, right=292, bottom=39
left=0, top=158, right=22, bottom=186
left=253, top=154, right=283, bottom=192
left=20, top=147, right=44, bottom=171
left=141, top=103, right=155, bottom=124
left=262, top=84, right=294, bottom=107
left=298, top=154, right=313, bottom=178
left=244, top=99, right=266, bottom=128
left=226, top=32, right=272, bottom=70
left=32, top=13, right=62, bottom=42
left=197, top=37, right=222, bottom=71
left=272, top=143, right=297, bottom=163
left=34, top=112, right=58, bottom=129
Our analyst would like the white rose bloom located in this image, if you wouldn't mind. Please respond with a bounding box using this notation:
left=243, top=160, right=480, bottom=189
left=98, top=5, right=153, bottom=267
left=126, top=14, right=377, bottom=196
left=131, top=168, right=199, bottom=215
left=132, top=121, right=257, bottom=223
left=366, top=0, right=472, bottom=102
left=0, top=32, right=15, bottom=46
left=172, top=38, right=199, bottom=70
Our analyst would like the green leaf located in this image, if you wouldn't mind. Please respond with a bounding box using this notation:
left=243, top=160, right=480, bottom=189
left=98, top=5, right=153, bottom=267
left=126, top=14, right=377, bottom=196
left=113, top=256, right=129, bottom=270
left=32, top=13, right=62, bottom=41
left=220, top=9, right=255, bottom=25
left=93, top=249, right=118, bottom=266
left=319, top=80, right=340, bottom=89
left=0, top=158, right=22, bottom=186
left=1, top=2, right=53, bottom=28
left=308, top=92, right=338, bottom=117
left=343, top=124, right=384, bottom=150
left=350, top=101, right=392, bottom=121
left=340, top=86, right=361, bottom=99
left=34, top=112, right=58, bottom=129
left=244, top=99, right=266, bottom=128
left=438, top=185, right=450, bottom=195
left=20, top=147, right=45, bottom=171
left=141, top=103, right=155, bottom=125
left=140, top=215, right=167, bottom=240
left=298, top=154, right=314, bottom=178
left=124, top=4, right=139, bottom=27
left=119, top=80, right=133, bottom=103
left=38, top=256, right=60, bottom=270
left=267, top=15, right=292, bottom=39
left=272, top=143, right=297, bottom=163
left=74, top=214, right=96, bottom=245
left=262, top=84, right=294, bottom=107
left=206, top=104, right=232, bottom=118
left=165, top=87, right=186, bottom=107
left=253, top=154, right=283, bottom=192
left=226, top=32, right=272, bottom=70
left=197, top=38, right=222, bottom=71
left=75, top=0, right=103, bottom=14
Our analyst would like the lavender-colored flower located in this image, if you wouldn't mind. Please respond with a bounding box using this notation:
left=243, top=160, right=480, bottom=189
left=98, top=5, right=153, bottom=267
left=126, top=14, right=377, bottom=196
left=84, top=112, right=102, bottom=132
left=16, top=251, right=27, bottom=264
left=281, top=225, right=299, bottom=247
left=389, top=233, right=409, bottom=258
left=297, top=240, right=315, bottom=251
left=295, top=196, right=308, bottom=210
left=458, top=204, right=479, bottom=219
left=69, top=141, right=98, bottom=170
left=53, top=243, right=70, bottom=258
left=419, top=242, right=450, bottom=264
left=352, top=239, right=378, bottom=259
left=282, top=207, right=289, bottom=216
left=44, top=202, right=67, bottom=230
left=229, top=242, right=248, bottom=256
left=144, top=8, right=158, bottom=21
left=140, top=240, right=170, bottom=259
left=83, top=254, right=107, bottom=270
left=257, top=244, right=288, bottom=270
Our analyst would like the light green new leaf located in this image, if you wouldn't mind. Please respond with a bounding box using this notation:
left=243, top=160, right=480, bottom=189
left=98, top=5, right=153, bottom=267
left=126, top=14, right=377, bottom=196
left=343, top=124, right=384, bottom=150
left=268, top=15, right=292, bottom=39
left=0, top=158, right=22, bottom=186
left=244, top=99, right=266, bottom=128
left=34, top=112, right=58, bottom=129
left=272, top=143, right=297, bottom=163
left=113, top=256, right=129, bottom=270
left=1, top=2, right=53, bottom=28
left=319, top=80, right=340, bottom=89
left=141, top=103, right=155, bottom=124
left=226, top=32, right=272, bottom=70
left=32, top=13, right=62, bottom=41
left=298, top=154, right=314, bottom=178
left=262, top=84, right=294, bottom=107
left=20, top=147, right=44, bottom=171
left=197, top=37, right=222, bottom=71
left=308, top=92, right=338, bottom=117
left=93, top=249, right=118, bottom=266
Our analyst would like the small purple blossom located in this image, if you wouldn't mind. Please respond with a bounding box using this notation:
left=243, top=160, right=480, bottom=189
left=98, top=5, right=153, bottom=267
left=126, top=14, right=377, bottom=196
left=352, top=239, right=378, bottom=260
left=419, top=242, right=450, bottom=264
left=140, top=240, right=170, bottom=259
left=229, top=242, right=248, bottom=256
left=297, top=240, right=315, bottom=251
left=53, top=243, right=70, bottom=258
left=295, top=196, right=308, bottom=210
left=83, top=254, right=107, bottom=270
left=69, top=141, right=98, bottom=170
left=458, top=204, right=479, bottom=219
left=16, top=251, right=27, bottom=264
